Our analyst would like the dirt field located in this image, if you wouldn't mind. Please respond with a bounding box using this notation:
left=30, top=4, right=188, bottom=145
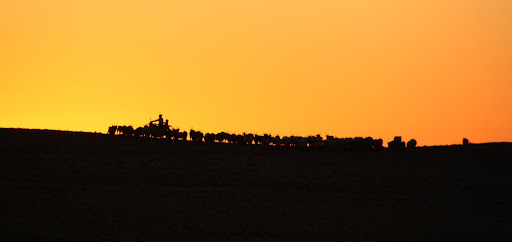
left=1, top=128, right=510, bottom=241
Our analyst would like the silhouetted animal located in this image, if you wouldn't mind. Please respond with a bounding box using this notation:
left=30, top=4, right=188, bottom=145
left=166, top=128, right=178, bottom=140
left=190, top=129, right=204, bottom=142
left=307, top=135, right=322, bottom=149
left=107, top=120, right=394, bottom=153
left=388, top=136, right=406, bottom=151
left=350, top=137, right=373, bottom=152
left=290, top=136, right=308, bottom=147
left=117, top=125, right=134, bottom=136
left=236, top=134, right=245, bottom=144
left=254, top=135, right=263, bottom=145
left=407, top=139, right=417, bottom=148
left=215, top=132, right=230, bottom=143
left=227, top=134, right=242, bottom=144
left=146, top=123, right=166, bottom=139
left=167, top=128, right=188, bottom=140
left=373, top=139, right=384, bottom=150
left=243, top=133, right=254, bottom=145
left=281, top=136, right=292, bottom=147
left=323, top=138, right=338, bottom=150
left=272, top=136, right=282, bottom=146
left=134, top=127, right=144, bottom=137
left=463, top=138, right=469, bottom=145
left=108, top=126, right=117, bottom=135
left=253, top=134, right=272, bottom=146
left=179, top=131, right=188, bottom=140
left=204, top=133, right=215, bottom=143
left=261, top=134, right=272, bottom=146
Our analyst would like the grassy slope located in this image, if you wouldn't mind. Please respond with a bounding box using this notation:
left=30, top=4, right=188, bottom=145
left=1, top=128, right=510, bottom=241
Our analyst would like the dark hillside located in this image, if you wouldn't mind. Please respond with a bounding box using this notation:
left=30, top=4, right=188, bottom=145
left=1, top=128, right=510, bottom=241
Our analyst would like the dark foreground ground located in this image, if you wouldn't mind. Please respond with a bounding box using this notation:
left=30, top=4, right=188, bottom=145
left=1, top=128, right=510, bottom=241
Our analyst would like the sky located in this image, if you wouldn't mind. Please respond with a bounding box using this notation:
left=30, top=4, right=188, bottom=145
left=1, top=0, right=511, bottom=146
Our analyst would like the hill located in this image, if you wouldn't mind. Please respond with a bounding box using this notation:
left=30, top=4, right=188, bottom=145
left=1, top=128, right=510, bottom=241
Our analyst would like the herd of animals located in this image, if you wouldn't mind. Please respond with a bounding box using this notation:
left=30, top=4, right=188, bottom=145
left=108, top=122, right=420, bottom=151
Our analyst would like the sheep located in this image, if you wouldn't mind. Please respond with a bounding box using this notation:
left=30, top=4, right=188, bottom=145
left=233, top=134, right=245, bottom=144
left=373, top=139, right=384, bottom=150
left=118, top=125, right=134, bottom=136
left=255, top=134, right=272, bottom=146
left=254, top=134, right=263, bottom=145
left=108, top=126, right=117, bottom=135
left=134, top=127, right=144, bottom=137
left=272, top=136, right=282, bottom=146
left=243, top=133, right=254, bottom=145
left=215, top=132, right=230, bottom=143
left=204, top=133, right=216, bottom=143
left=176, top=131, right=188, bottom=141
left=106, top=118, right=396, bottom=153
left=290, top=136, right=308, bottom=147
left=189, top=129, right=204, bottom=142
left=322, top=138, right=338, bottom=150
left=166, top=128, right=179, bottom=140
left=352, top=137, right=366, bottom=151
left=145, top=124, right=164, bottom=139
left=463, top=138, right=469, bottom=146
left=335, top=138, right=350, bottom=151
left=407, top=139, right=417, bottom=149
left=394, top=136, right=402, bottom=143
left=226, top=134, right=237, bottom=144
left=388, top=136, right=406, bottom=151
left=307, top=135, right=323, bottom=149
left=262, top=134, right=273, bottom=146
left=281, top=136, right=292, bottom=147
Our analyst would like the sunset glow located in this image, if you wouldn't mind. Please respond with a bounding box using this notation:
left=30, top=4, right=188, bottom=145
left=1, top=0, right=511, bottom=145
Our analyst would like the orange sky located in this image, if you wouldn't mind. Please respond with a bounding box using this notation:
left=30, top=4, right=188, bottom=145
left=1, top=0, right=511, bottom=146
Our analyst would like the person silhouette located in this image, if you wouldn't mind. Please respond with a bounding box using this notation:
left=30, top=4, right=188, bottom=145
left=151, top=114, right=164, bottom=127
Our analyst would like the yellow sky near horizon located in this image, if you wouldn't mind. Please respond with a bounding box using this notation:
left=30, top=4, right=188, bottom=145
left=1, top=0, right=511, bottom=145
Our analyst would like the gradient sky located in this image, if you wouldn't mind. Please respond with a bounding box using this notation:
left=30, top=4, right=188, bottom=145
left=1, top=0, right=511, bottom=145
